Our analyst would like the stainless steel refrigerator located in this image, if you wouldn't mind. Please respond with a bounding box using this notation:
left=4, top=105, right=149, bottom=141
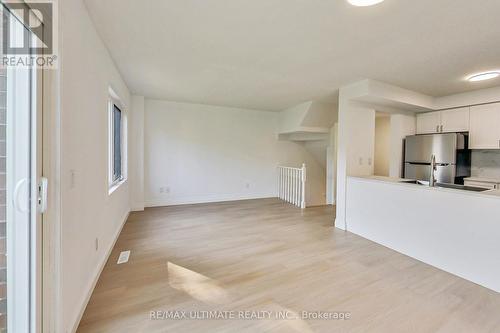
left=404, top=133, right=471, bottom=184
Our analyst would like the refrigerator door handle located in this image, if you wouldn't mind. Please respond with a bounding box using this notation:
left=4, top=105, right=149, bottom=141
left=407, top=162, right=431, bottom=166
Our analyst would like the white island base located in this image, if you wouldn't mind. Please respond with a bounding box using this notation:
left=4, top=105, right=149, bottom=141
left=345, top=176, right=500, bottom=293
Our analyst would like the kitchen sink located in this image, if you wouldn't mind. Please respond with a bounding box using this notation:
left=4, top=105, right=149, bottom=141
left=435, top=183, right=488, bottom=192
left=399, top=180, right=429, bottom=186
left=399, top=180, right=488, bottom=192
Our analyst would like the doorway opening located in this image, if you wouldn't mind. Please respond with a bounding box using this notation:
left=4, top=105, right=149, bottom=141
left=374, top=112, right=391, bottom=177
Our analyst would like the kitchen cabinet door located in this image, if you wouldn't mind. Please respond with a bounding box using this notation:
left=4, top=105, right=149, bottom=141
left=469, top=103, right=500, bottom=149
left=416, top=111, right=441, bottom=134
left=441, top=107, right=470, bottom=133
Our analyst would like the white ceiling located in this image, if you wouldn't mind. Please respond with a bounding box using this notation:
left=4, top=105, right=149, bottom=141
left=84, top=0, right=500, bottom=111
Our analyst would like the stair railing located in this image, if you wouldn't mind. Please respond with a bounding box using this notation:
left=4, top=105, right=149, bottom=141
left=277, top=163, right=306, bottom=209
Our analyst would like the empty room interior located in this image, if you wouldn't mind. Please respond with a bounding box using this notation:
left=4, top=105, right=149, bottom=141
left=2, top=0, right=500, bottom=332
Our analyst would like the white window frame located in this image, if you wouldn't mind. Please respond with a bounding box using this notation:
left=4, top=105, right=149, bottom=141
left=108, top=88, right=127, bottom=194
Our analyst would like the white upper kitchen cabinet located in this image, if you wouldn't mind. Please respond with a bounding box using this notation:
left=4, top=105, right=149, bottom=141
left=441, top=107, right=470, bottom=133
left=416, top=111, right=441, bottom=134
left=469, top=103, right=500, bottom=149
left=416, top=108, right=470, bottom=134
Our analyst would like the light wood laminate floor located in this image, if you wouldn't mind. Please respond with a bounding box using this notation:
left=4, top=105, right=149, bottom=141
left=77, top=198, right=500, bottom=333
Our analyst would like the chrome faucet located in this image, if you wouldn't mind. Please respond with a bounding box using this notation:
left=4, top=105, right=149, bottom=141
left=429, top=154, right=437, bottom=187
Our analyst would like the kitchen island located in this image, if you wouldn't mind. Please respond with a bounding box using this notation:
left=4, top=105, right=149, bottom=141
left=345, top=176, right=500, bottom=292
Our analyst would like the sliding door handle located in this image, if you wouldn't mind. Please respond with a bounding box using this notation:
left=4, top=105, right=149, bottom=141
left=13, top=178, right=28, bottom=213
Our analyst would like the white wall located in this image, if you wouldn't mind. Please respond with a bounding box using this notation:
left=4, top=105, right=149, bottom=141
left=129, top=95, right=145, bottom=211
left=336, top=86, right=376, bottom=229
left=59, top=0, right=131, bottom=331
left=144, top=100, right=326, bottom=207
left=278, top=100, right=337, bottom=134
left=374, top=115, right=390, bottom=176
left=326, top=123, right=338, bottom=205
left=301, top=101, right=338, bottom=128
left=279, top=101, right=312, bottom=133
left=434, top=86, right=500, bottom=110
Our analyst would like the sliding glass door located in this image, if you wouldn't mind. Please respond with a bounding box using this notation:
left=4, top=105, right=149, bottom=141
left=0, top=29, right=6, bottom=332
left=2, top=4, right=44, bottom=332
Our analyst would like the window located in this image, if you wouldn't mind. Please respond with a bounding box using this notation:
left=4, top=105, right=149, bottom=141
left=112, top=104, right=123, bottom=183
left=108, top=92, right=126, bottom=191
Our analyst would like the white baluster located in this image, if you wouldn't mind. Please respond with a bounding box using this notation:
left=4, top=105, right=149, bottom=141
left=282, top=168, right=285, bottom=202
left=276, top=165, right=306, bottom=208
left=286, top=169, right=289, bottom=202
left=282, top=168, right=285, bottom=200
left=297, top=170, right=302, bottom=207
left=279, top=168, right=282, bottom=200
left=277, top=167, right=280, bottom=199
left=285, top=168, right=290, bottom=202
left=297, top=170, right=300, bottom=207
left=295, top=169, right=299, bottom=206
left=295, top=170, right=298, bottom=207
left=284, top=168, right=288, bottom=201
left=297, top=169, right=301, bottom=207
left=288, top=169, right=292, bottom=203
left=282, top=168, right=286, bottom=200
left=301, top=163, right=306, bottom=209
left=283, top=167, right=285, bottom=201
left=280, top=168, right=285, bottom=200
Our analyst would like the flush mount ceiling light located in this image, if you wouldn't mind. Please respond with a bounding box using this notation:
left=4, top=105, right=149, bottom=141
left=468, top=71, right=500, bottom=82
left=347, top=0, right=385, bottom=6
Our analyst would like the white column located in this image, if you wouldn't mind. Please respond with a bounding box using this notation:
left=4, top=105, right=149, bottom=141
left=295, top=170, right=302, bottom=207
left=301, top=163, right=306, bottom=209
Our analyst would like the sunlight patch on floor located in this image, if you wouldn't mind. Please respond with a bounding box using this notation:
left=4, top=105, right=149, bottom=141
left=167, top=262, right=231, bottom=304
left=278, top=306, right=314, bottom=333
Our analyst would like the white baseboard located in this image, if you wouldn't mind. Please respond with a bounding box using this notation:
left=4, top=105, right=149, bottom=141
left=145, top=193, right=276, bottom=207
left=334, top=217, right=346, bottom=230
left=70, top=210, right=130, bottom=333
